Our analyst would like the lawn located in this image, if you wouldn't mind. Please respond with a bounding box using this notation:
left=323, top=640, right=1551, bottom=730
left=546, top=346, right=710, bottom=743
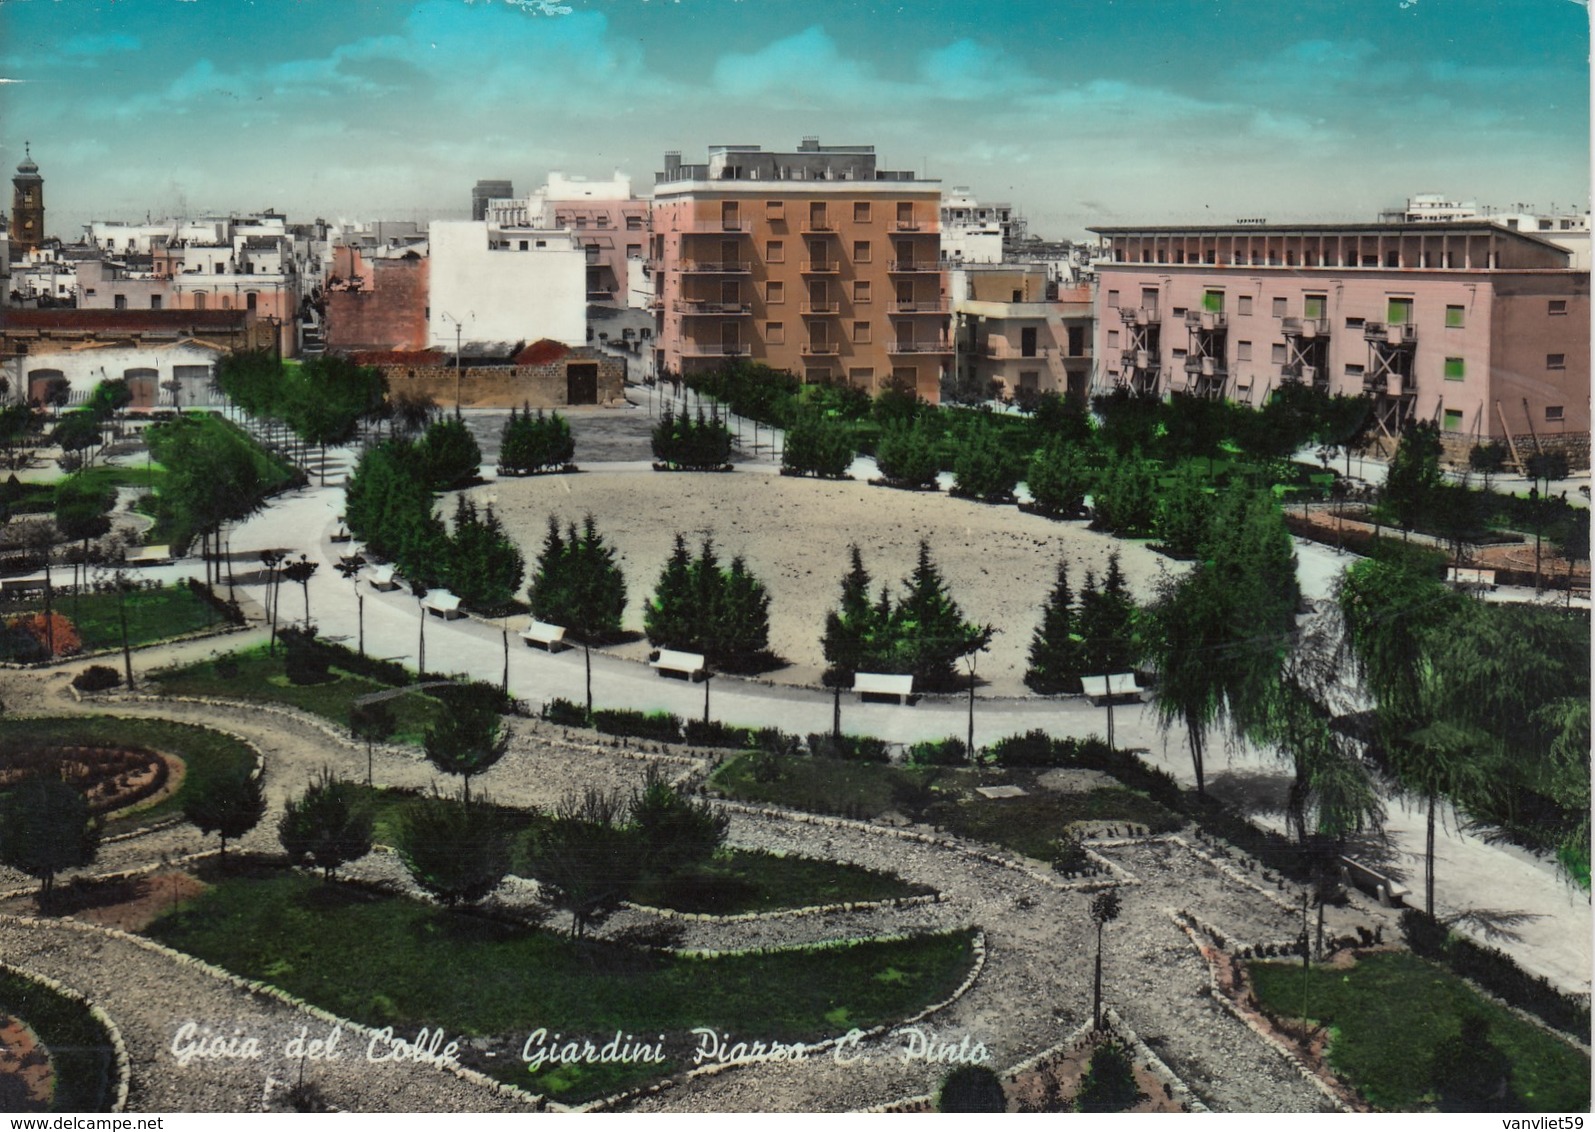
left=0, top=715, right=258, bottom=832
left=2, top=463, right=168, bottom=516
left=711, top=753, right=1181, bottom=861
left=1248, top=952, right=1590, bottom=1112
left=0, top=970, right=119, bottom=1112
left=8, top=584, right=226, bottom=651
left=358, top=787, right=931, bottom=916
left=146, top=868, right=976, bottom=1103
left=150, top=647, right=446, bottom=744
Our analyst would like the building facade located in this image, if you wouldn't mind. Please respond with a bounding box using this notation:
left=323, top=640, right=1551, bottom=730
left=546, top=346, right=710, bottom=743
left=952, top=266, right=1092, bottom=402
left=650, top=140, right=950, bottom=402
left=427, top=220, right=586, bottom=351
left=1091, top=223, right=1590, bottom=461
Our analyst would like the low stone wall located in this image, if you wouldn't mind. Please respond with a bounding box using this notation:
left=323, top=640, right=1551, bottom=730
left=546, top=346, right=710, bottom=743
left=1437, top=430, right=1591, bottom=471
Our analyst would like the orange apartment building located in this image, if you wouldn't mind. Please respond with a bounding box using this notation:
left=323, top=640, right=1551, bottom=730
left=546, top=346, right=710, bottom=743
left=1091, top=223, right=1590, bottom=463
left=650, top=140, right=951, bottom=402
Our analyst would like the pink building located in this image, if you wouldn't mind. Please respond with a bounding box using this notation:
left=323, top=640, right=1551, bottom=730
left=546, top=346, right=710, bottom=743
left=953, top=265, right=1092, bottom=401
left=1092, top=223, right=1589, bottom=462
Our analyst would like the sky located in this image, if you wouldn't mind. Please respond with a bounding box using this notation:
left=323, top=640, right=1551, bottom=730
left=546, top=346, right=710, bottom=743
left=1, top=0, right=1589, bottom=242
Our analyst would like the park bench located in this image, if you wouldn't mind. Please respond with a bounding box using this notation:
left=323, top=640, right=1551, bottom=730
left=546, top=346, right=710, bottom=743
left=125, top=544, right=173, bottom=567
left=366, top=564, right=399, bottom=591
left=422, top=589, right=463, bottom=619
left=855, top=672, right=914, bottom=705
left=520, top=619, right=568, bottom=652
left=1446, top=567, right=1497, bottom=589
left=1081, top=673, right=1142, bottom=706
left=0, top=573, right=48, bottom=596
left=650, top=648, right=705, bottom=680
left=1338, top=854, right=1410, bottom=908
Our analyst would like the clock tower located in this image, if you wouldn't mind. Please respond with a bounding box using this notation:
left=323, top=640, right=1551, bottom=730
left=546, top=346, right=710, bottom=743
left=10, top=144, right=43, bottom=253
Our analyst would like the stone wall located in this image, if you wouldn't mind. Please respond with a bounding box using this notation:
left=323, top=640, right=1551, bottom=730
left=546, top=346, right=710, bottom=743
left=1438, top=430, right=1591, bottom=471
left=374, top=347, right=625, bottom=409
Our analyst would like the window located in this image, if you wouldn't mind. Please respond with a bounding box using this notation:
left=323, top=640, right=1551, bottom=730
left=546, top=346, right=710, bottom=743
left=596, top=215, right=609, bottom=227
left=1236, top=340, right=1253, bottom=362
left=766, top=321, right=785, bottom=345
left=1107, top=330, right=1120, bottom=349
left=852, top=321, right=871, bottom=344
left=1171, top=347, right=1188, bottom=359
left=1106, top=290, right=1120, bottom=308
left=1271, top=343, right=1287, bottom=364
left=114, top=294, right=127, bottom=310
left=1546, top=405, right=1565, bottom=422
left=1345, top=364, right=1365, bottom=376
left=1203, top=290, right=1225, bottom=313
left=1549, top=299, right=1568, bottom=316
left=849, top=367, right=874, bottom=386
left=766, top=281, right=785, bottom=304
left=1237, top=295, right=1253, bottom=316
left=1444, top=357, right=1465, bottom=381
left=1304, top=294, right=1326, bottom=320
left=520, top=241, right=530, bottom=251
left=626, top=244, right=642, bottom=259
left=1271, top=297, right=1287, bottom=318
left=535, top=239, right=547, bottom=248
left=626, top=215, right=644, bottom=230
left=1345, top=316, right=1365, bottom=329
left=853, top=241, right=872, bottom=262
left=1387, top=297, right=1413, bottom=324
left=766, top=240, right=784, bottom=263
left=1443, top=408, right=1463, bottom=431
left=194, top=292, right=207, bottom=310
left=1548, top=353, right=1566, bottom=370
left=853, top=202, right=871, bottom=223
left=853, top=280, right=871, bottom=303
left=805, top=367, right=832, bottom=382
left=1445, top=305, right=1465, bottom=328
left=766, top=201, right=784, bottom=218
left=150, top=295, right=162, bottom=310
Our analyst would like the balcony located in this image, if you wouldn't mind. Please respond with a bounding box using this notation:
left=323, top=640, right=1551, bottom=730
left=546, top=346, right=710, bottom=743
left=1120, top=349, right=1154, bottom=370
left=684, top=220, right=751, bottom=234
left=985, top=344, right=1052, bottom=359
left=800, top=301, right=840, bottom=315
left=800, top=221, right=837, bottom=235
left=802, top=341, right=840, bottom=355
left=890, top=220, right=924, bottom=232
left=1118, top=306, right=1159, bottom=325
left=801, top=261, right=840, bottom=274
left=680, top=260, right=750, bottom=273
left=1363, top=321, right=1418, bottom=346
left=1281, top=363, right=1325, bottom=386
left=888, top=261, right=938, bottom=273
left=1364, top=371, right=1414, bottom=396
left=1281, top=316, right=1330, bottom=338
left=586, top=290, right=615, bottom=302
left=890, top=340, right=950, bottom=354
left=1183, top=356, right=1226, bottom=377
left=673, top=300, right=752, bottom=315
left=886, top=298, right=949, bottom=314
left=678, top=342, right=750, bottom=357
left=1184, top=310, right=1228, bottom=330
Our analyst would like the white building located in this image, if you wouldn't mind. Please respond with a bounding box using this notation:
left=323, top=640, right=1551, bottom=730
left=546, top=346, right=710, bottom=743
left=10, top=340, right=225, bottom=409
left=426, top=220, right=586, bottom=350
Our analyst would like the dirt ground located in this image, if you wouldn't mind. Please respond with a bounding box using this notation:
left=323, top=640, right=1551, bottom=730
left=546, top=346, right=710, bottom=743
left=464, top=471, right=1185, bottom=696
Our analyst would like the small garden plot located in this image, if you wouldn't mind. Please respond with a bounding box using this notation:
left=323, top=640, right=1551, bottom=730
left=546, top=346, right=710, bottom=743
left=1247, top=952, right=1590, bottom=1112
left=710, top=755, right=1181, bottom=861
left=0, top=970, right=119, bottom=1113
left=0, top=716, right=255, bottom=832
left=4, top=584, right=226, bottom=653
left=151, top=647, right=446, bottom=745
left=144, top=868, right=976, bottom=1105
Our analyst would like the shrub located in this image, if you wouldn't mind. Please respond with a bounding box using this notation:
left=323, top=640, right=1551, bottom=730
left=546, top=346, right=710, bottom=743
left=951, top=424, right=1022, bottom=503
left=1026, top=439, right=1092, bottom=519
left=937, top=1064, right=1006, bottom=1113
left=906, top=737, right=968, bottom=767
left=874, top=421, right=939, bottom=488
left=682, top=719, right=758, bottom=749
left=1075, top=1040, right=1143, bottom=1113
left=805, top=733, right=890, bottom=762
left=782, top=411, right=855, bottom=478
left=541, top=698, right=590, bottom=727
left=1051, top=831, right=1090, bottom=874
left=277, top=769, right=372, bottom=880
left=499, top=406, right=575, bottom=475
left=6, top=612, right=82, bottom=659
left=394, top=792, right=515, bottom=906
left=591, top=708, right=683, bottom=744
left=71, top=665, right=121, bottom=693
left=280, top=627, right=333, bottom=685
left=417, top=416, right=483, bottom=490
left=989, top=729, right=1062, bottom=767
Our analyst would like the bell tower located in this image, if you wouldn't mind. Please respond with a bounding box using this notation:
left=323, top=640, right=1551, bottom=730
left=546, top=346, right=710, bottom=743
left=11, top=143, right=44, bottom=253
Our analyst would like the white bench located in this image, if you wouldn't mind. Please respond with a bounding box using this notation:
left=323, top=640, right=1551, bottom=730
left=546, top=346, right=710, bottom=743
left=0, top=573, right=48, bottom=595
left=126, top=544, right=173, bottom=567
left=1446, top=567, right=1497, bottom=589
left=366, top=565, right=399, bottom=591
left=520, top=619, right=568, bottom=652
left=422, top=589, right=463, bottom=619
left=1339, top=855, right=1410, bottom=908
left=855, top=672, right=914, bottom=704
left=1081, top=673, right=1142, bottom=705
left=650, top=648, right=705, bottom=680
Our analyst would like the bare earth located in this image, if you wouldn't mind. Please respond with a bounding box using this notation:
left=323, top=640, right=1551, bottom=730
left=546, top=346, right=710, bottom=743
left=465, top=471, right=1185, bottom=695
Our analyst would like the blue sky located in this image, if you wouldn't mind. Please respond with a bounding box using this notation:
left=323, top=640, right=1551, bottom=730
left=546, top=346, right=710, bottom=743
left=1, top=0, right=1588, bottom=240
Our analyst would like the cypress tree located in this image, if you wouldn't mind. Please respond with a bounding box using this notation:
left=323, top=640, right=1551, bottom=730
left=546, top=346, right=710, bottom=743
left=1025, top=557, right=1084, bottom=694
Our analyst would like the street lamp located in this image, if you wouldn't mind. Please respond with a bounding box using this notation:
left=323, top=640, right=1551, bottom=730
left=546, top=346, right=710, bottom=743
left=438, top=311, right=469, bottom=418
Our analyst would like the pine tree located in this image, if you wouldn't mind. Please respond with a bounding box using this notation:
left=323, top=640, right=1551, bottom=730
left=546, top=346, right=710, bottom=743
left=183, top=770, right=266, bottom=862
left=1079, top=552, right=1138, bottom=675
left=897, top=541, right=987, bottom=692
left=1025, top=557, right=1084, bottom=694
left=714, top=554, right=772, bottom=670
left=644, top=534, right=697, bottom=651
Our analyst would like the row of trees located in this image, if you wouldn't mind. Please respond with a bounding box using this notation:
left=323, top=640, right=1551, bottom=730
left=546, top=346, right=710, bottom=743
left=644, top=536, right=774, bottom=673
left=1023, top=553, right=1138, bottom=694
left=498, top=406, right=575, bottom=475
left=216, top=350, right=389, bottom=481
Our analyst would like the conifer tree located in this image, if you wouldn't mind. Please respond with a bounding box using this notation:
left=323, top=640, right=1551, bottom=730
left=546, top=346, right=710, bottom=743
left=1025, top=557, right=1084, bottom=694
left=896, top=540, right=989, bottom=692
left=821, top=545, right=877, bottom=734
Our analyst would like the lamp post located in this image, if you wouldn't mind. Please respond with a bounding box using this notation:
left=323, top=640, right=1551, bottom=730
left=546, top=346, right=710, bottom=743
left=438, top=311, right=466, bottom=418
